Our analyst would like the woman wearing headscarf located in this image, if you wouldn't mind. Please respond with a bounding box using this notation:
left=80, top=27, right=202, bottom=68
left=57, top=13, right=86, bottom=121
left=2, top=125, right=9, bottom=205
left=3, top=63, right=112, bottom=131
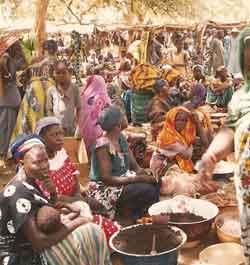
left=88, top=106, right=159, bottom=221
left=199, top=28, right=250, bottom=265
left=78, top=75, right=111, bottom=155
left=150, top=106, right=210, bottom=178
left=1, top=134, right=111, bottom=265
left=206, top=66, right=233, bottom=110
left=147, top=79, right=172, bottom=122
left=34, top=117, right=120, bottom=247
left=0, top=36, right=26, bottom=166
left=146, top=78, right=176, bottom=140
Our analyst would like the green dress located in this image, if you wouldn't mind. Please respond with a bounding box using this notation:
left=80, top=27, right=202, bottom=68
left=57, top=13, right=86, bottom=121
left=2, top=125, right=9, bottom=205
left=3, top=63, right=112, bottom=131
left=88, top=134, right=130, bottom=219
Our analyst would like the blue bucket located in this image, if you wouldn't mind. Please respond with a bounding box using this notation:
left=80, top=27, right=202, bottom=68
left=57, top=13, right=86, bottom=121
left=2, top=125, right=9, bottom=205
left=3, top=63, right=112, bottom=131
left=110, top=224, right=187, bottom=265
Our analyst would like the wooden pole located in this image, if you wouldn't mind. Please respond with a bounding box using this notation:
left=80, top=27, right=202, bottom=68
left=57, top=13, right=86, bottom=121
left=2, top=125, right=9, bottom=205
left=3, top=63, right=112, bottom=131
left=35, top=0, right=50, bottom=57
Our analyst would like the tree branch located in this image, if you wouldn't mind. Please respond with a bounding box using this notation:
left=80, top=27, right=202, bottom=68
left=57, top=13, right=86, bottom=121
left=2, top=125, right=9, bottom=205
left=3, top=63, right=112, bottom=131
left=59, top=0, right=83, bottom=24
left=79, top=4, right=97, bottom=20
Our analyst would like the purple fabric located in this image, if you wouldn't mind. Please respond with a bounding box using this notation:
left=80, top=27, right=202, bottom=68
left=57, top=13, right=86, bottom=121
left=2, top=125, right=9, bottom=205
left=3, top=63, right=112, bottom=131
left=191, top=83, right=207, bottom=108
left=78, top=75, right=111, bottom=154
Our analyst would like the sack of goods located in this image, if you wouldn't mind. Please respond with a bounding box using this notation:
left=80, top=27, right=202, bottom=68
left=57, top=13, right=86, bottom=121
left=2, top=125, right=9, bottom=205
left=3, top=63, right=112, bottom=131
left=129, top=63, right=160, bottom=92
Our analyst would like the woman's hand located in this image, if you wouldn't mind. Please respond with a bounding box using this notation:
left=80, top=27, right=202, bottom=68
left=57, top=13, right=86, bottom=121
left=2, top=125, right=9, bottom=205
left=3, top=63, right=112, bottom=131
left=55, top=201, right=81, bottom=215
left=179, top=146, right=193, bottom=160
left=191, top=112, right=200, bottom=125
left=61, top=212, right=91, bottom=230
left=198, top=151, right=217, bottom=180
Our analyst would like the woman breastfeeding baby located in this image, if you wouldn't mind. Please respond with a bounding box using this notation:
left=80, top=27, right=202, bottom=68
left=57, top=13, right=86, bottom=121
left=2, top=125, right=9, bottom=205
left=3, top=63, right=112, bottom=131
left=10, top=117, right=120, bottom=248
left=0, top=135, right=110, bottom=265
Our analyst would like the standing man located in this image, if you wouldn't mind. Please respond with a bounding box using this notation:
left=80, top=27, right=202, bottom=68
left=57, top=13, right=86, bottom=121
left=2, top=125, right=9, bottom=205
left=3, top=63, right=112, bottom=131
left=210, top=30, right=225, bottom=75
left=228, top=27, right=241, bottom=75
left=0, top=37, right=26, bottom=167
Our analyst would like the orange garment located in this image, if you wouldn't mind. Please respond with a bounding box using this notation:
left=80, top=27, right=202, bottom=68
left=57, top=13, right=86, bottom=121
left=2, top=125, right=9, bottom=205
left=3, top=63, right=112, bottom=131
left=157, top=106, right=196, bottom=172
left=196, top=108, right=212, bottom=130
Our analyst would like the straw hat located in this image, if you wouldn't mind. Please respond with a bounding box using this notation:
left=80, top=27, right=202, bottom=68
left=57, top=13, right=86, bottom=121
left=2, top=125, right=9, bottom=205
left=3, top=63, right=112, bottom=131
left=0, top=33, right=20, bottom=57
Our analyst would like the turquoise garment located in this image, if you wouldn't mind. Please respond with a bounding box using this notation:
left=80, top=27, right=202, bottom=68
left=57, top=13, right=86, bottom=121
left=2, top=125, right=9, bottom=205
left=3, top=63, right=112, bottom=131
left=89, top=134, right=130, bottom=181
left=206, top=87, right=233, bottom=108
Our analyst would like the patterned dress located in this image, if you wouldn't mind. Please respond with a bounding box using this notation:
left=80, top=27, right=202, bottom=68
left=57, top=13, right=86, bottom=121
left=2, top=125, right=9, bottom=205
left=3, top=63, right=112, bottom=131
left=225, top=89, right=250, bottom=264
left=88, top=135, right=129, bottom=219
left=0, top=168, right=111, bottom=265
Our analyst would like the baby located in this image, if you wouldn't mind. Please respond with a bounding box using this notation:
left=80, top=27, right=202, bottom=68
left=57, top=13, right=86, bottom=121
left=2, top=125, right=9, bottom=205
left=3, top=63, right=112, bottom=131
left=37, top=202, right=93, bottom=234
left=37, top=205, right=62, bottom=234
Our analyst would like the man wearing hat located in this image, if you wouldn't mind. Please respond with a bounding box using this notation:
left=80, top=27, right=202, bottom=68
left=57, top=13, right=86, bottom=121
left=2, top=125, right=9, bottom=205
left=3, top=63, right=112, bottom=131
left=0, top=35, right=26, bottom=167
left=228, top=27, right=241, bottom=75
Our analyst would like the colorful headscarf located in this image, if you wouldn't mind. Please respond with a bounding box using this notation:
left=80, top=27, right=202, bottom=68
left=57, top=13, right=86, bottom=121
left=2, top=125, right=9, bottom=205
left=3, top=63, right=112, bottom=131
left=78, top=75, right=111, bottom=154
left=10, top=134, right=45, bottom=163
left=157, top=106, right=196, bottom=172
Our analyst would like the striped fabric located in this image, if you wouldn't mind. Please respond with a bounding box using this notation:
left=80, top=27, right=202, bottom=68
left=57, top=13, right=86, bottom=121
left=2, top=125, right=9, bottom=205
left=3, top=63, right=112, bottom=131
left=42, top=223, right=111, bottom=265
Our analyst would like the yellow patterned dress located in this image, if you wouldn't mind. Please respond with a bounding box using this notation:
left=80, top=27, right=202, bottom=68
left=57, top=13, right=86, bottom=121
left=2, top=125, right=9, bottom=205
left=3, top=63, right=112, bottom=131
left=11, top=77, right=55, bottom=141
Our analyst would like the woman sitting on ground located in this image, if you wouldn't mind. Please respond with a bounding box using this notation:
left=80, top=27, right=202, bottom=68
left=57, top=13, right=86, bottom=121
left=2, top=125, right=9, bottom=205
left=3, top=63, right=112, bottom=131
left=11, top=129, right=120, bottom=247
left=206, top=66, right=233, bottom=110
left=1, top=135, right=111, bottom=265
left=147, top=79, right=174, bottom=123
left=150, top=106, right=210, bottom=178
left=88, top=106, right=160, bottom=221
left=34, top=116, right=120, bottom=244
left=147, top=78, right=176, bottom=140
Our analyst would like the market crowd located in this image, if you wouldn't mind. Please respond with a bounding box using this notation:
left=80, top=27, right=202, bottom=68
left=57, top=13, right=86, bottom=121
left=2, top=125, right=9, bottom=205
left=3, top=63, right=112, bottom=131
left=1, top=25, right=250, bottom=265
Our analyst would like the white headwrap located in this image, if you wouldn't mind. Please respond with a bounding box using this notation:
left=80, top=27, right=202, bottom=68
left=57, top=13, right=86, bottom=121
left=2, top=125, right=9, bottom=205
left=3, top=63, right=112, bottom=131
left=36, top=117, right=62, bottom=135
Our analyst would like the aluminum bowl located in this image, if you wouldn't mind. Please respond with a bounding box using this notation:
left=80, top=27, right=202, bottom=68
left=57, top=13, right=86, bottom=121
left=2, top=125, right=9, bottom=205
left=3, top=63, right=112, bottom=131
left=148, top=195, right=219, bottom=247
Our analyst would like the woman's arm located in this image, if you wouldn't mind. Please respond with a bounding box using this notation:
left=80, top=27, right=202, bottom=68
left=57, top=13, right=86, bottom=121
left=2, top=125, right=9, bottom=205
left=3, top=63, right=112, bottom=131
left=206, top=127, right=234, bottom=161
left=128, top=148, right=141, bottom=172
left=22, top=213, right=89, bottom=252
left=96, top=146, right=155, bottom=186
left=199, top=127, right=234, bottom=179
